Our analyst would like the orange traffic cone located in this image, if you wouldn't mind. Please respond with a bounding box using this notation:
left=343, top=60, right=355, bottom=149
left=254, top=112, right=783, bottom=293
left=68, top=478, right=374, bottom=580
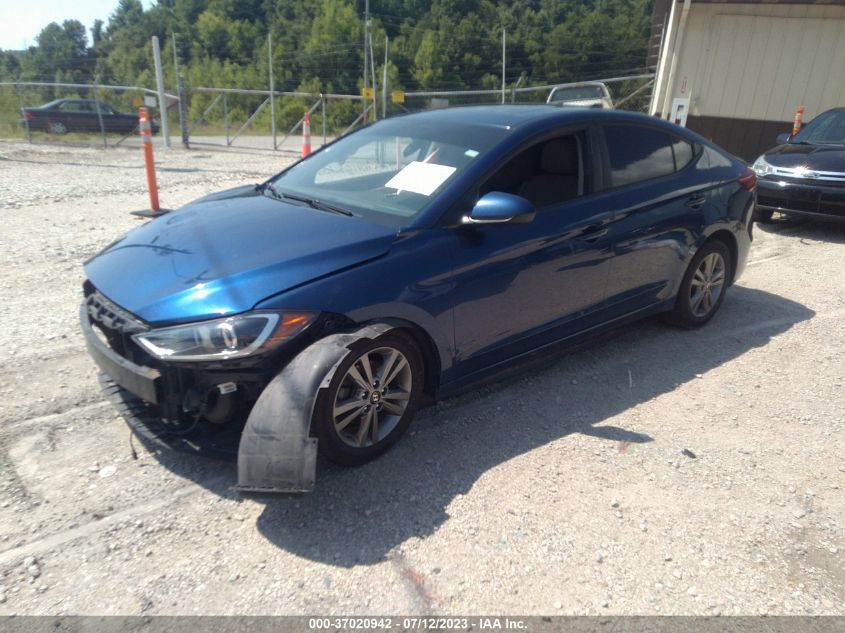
left=302, top=111, right=312, bottom=158
left=131, top=107, right=170, bottom=218
left=791, top=105, right=805, bottom=136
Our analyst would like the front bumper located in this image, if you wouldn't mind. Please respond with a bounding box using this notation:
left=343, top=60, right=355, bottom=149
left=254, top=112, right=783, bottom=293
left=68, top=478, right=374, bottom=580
left=81, top=303, right=161, bottom=404
left=82, top=303, right=240, bottom=455
left=757, top=177, right=845, bottom=221
left=80, top=298, right=280, bottom=448
left=79, top=303, right=267, bottom=459
left=97, top=372, right=241, bottom=458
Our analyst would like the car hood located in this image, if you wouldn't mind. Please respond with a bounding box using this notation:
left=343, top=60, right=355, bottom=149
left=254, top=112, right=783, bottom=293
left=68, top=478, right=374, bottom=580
left=764, top=143, right=845, bottom=172
left=84, top=186, right=397, bottom=325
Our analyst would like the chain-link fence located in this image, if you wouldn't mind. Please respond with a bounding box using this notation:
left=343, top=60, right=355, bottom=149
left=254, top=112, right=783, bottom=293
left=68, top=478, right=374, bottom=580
left=184, top=87, right=365, bottom=152
left=400, top=74, right=655, bottom=114
left=0, top=81, right=178, bottom=148
left=0, top=80, right=366, bottom=152
left=1, top=73, right=654, bottom=152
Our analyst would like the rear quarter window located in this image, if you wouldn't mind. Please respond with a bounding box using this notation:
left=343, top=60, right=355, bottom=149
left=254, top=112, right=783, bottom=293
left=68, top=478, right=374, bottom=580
left=604, top=124, right=675, bottom=187
left=671, top=137, right=695, bottom=170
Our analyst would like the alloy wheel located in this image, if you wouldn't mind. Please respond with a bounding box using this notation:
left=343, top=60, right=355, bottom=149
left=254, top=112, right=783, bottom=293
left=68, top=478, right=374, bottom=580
left=689, top=252, right=726, bottom=318
left=331, top=346, right=413, bottom=448
left=49, top=121, right=67, bottom=134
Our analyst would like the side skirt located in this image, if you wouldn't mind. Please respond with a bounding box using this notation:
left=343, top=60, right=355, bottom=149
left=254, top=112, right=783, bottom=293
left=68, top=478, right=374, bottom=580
left=437, top=299, right=674, bottom=400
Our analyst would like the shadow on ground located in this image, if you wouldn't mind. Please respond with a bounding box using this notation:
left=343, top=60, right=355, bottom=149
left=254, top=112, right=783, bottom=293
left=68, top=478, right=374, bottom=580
left=756, top=215, right=845, bottom=244
left=140, top=286, right=813, bottom=566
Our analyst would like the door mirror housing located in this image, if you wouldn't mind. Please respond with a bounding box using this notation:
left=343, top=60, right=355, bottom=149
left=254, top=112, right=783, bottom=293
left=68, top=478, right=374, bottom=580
left=464, top=192, right=536, bottom=226
left=776, top=132, right=791, bottom=145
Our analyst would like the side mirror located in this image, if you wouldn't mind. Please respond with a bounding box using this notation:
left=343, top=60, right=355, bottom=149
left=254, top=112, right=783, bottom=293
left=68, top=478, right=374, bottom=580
left=776, top=132, right=791, bottom=145
left=463, top=192, right=536, bottom=226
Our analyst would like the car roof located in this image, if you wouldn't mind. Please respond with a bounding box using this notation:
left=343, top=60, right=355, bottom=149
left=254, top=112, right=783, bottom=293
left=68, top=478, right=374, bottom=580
left=550, top=81, right=608, bottom=88
left=394, top=105, right=670, bottom=131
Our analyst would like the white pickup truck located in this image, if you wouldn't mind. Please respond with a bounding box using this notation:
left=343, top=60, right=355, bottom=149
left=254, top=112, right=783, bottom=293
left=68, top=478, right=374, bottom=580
left=546, top=82, right=614, bottom=109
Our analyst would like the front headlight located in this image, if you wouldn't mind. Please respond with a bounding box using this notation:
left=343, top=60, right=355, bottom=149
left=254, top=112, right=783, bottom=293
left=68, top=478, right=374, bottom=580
left=133, top=311, right=315, bottom=361
left=752, top=155, right=774, bottom=176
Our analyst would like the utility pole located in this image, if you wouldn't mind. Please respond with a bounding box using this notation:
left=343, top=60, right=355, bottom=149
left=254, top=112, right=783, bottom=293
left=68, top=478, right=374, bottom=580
left=501, top=28, right=506, bottom=104
left=151, top=35, right=170, bottom=147
left=363, top=0, right=369, bottom=121
left=382, top=35, right=389, bottom=119
left=269, top=32, right=276, bottom=149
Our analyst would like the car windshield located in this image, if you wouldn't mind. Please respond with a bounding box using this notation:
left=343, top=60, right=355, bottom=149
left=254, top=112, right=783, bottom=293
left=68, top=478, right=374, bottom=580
left=550, top=85, right=606, bottom=101
left=267, top=118, right=505, bottom=226
left=791, top=110, right=845, bottom=145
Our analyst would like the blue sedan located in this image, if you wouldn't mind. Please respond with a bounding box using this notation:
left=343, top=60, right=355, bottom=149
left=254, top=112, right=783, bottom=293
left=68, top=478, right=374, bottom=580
left=81, top=106, right=756, bottom=492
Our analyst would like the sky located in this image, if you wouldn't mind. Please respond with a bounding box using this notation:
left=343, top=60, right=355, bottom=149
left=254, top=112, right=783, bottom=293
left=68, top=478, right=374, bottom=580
left=0, top=0, right=153, bottom=50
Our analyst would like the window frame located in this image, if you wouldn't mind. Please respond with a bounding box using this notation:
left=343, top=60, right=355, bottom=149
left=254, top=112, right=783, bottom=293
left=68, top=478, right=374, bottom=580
left=437, top=122, right=604, bottom=227
left=596, top=123, right=702, bottom=192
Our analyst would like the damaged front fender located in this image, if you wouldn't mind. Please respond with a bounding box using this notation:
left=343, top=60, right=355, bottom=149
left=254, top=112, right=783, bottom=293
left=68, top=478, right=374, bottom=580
left=236, top=323, right=394, bottom=494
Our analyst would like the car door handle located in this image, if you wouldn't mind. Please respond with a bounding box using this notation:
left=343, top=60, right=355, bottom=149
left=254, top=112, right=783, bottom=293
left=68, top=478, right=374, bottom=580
left=685, top=194, right=707, bottom=209
left=576, top=225, right=608, bottom=243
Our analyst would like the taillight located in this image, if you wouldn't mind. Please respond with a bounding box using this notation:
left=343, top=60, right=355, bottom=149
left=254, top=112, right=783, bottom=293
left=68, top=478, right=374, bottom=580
left=22, top=111, right=33, bottom=120
left=738, top=168, right=757, bottom=192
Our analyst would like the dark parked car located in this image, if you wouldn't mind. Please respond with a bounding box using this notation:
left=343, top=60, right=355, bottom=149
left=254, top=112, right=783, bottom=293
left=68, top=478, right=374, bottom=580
left=81, top=106, right=756, bottom=492
left=753, top=107, right=845, bottom=222
left=20, top=98, right=159, bottom=135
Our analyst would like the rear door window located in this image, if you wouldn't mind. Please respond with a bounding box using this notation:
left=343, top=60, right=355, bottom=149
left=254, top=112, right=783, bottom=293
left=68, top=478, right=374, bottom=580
left=604, top=124, right=675, bottom=187
left=60, top=101, right=86, bottom=112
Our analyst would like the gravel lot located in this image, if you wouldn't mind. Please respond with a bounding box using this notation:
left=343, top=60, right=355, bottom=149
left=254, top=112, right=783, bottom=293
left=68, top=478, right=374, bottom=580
left=0, top=139, right=843, bottom=616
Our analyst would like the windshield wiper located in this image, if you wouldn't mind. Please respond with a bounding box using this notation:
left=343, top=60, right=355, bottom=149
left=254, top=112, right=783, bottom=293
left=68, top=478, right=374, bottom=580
left=263, top=182, right=286, bottom=200
left=264, top=184, right=353, bottom=217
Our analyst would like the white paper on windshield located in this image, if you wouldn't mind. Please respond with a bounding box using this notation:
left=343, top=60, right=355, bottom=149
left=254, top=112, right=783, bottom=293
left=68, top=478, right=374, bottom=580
left=384, top=161, right=456, bottom=196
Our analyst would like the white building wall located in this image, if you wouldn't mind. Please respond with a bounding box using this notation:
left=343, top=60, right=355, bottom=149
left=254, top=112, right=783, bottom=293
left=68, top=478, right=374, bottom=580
left=656, top=3, right=845, bottom=122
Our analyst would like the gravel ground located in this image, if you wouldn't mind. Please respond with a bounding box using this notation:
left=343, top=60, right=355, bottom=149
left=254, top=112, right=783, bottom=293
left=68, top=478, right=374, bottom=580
left=0, top=139, right=843, bottom=616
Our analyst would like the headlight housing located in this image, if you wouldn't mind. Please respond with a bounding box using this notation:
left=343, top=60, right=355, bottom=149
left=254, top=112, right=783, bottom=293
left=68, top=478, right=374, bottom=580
left=752, top=155, right=774, bottom=176
left=133, top=311, right=315, bottom=361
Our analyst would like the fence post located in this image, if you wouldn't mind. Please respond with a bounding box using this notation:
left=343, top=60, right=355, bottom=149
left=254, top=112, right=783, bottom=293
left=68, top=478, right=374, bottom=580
left=223, top=93, right=229, bottom=146
left=269, top=33, right=276, bottom=151
left=15, top=82, right=31, bottom=143
left=501, top=28, right=506, bottom=104
left=382, top=36, right=389, bottom=119
left=92, top=78, right=107, bottom=148
left=177, top=72, right=189, bottom=149
left=321, top=95, right=327, bottom=146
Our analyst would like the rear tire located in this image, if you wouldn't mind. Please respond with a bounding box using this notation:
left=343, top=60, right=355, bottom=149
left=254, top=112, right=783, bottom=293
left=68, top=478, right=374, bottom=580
left=754, top=207, right=774, bottom=222
left=313, top=331, right=423, bottom=466
left=667, top=240, right=731, bottom=328
left=48, top=121, right=67, bottom=134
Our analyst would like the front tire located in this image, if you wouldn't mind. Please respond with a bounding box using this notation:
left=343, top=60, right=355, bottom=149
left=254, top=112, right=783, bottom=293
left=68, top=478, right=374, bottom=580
left=667, top=240, right=731, bottom=328
left=313, top=332, right=423, bottom=466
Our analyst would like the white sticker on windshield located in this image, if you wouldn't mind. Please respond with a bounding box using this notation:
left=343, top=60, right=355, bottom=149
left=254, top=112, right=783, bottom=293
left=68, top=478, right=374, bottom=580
left=384, top=161, right=457, bottom=196
left=464, top=149, right=479, bottom=158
